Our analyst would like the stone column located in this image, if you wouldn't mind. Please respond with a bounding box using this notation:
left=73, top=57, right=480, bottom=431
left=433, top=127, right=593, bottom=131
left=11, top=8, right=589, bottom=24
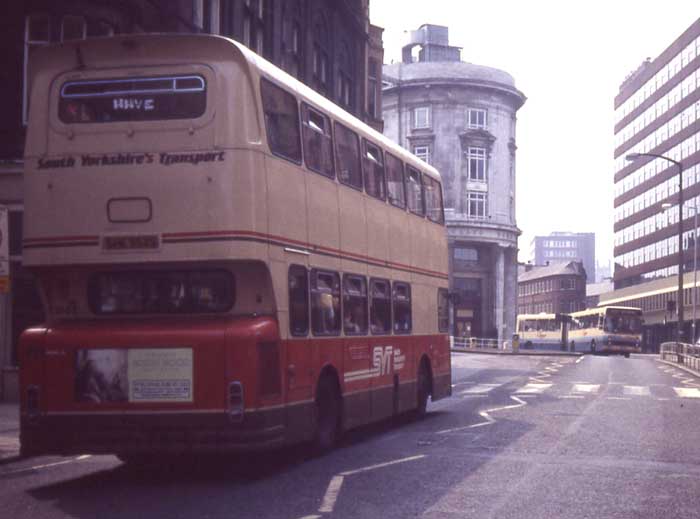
left=495, top=246, right=505, bottom=345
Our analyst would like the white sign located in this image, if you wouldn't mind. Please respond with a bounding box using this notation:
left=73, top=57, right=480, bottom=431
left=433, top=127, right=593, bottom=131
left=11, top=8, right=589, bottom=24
left=0, top=206, right=9, bottom=292
left=128, top=348, right=193, bottom=402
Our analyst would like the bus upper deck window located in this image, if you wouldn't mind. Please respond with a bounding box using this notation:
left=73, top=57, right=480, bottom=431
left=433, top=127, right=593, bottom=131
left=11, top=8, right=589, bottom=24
left=334, top=122, right=362, bottom=190
left=261, top=78, right=302, bottom=163
left=302, top=103, right=334, bottom=178
left=59, top=75, right=206, bottom=124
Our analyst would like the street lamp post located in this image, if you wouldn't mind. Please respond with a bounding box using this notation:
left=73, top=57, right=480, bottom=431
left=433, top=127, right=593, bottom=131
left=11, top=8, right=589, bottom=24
left=626, top=153, right=684, bottom=343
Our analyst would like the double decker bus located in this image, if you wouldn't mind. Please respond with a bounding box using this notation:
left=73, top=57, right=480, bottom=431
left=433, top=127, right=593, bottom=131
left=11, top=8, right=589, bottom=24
left=515, top=313, right=563, bottom=351
left=569, top=306, right=643, bottom=357
left=19, top=34, right=451, bottom=460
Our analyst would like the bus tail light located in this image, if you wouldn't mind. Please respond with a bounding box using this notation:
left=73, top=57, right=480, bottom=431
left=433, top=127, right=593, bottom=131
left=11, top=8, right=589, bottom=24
left=26, top=385, right=40, bottom=419
left=228, top=381, right=244, bottom=423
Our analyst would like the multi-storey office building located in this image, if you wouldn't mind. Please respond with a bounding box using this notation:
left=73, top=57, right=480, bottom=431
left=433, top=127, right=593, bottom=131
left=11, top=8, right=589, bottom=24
left=517, top=262, right=587, bottom=316
left=531, top=232, right=595, bottom=283
left=611, top=17, right=700, bottom=346
left=382, top=24, right=526, bottom=343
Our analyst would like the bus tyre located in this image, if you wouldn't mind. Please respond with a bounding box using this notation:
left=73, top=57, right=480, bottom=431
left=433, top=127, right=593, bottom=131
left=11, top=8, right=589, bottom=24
left=590, top=341, right=596, bottom=354
left=415, top=362, right=431, bottom=419
left=624, top=352, right=631, bottom=358
left=314, top=375, right=341, bottom=453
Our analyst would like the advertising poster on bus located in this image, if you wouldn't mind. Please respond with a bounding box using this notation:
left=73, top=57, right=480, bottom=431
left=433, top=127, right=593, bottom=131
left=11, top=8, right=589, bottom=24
left=75, top=348, right=193, bottom=403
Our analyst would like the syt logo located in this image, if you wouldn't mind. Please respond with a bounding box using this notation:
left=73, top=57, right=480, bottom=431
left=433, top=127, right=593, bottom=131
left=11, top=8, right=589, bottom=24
left=372, top=346, right=393, bottom=376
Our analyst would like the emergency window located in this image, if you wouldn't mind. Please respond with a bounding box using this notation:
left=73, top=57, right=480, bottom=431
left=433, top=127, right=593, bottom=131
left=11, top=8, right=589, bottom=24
left=261, top=78, right=302, bottom=163
left=59, top=75, right=207, bottom=124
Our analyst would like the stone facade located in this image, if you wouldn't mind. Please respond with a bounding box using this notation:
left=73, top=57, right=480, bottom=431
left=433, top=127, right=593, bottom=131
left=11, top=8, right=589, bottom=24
left=382, top=25, right=525, bottom=343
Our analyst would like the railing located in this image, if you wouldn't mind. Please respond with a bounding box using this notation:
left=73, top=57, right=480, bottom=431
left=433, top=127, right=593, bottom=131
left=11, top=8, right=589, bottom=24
left=660, top=342, right=700, bottom=373
left=452, top=337, right=506, bottom=351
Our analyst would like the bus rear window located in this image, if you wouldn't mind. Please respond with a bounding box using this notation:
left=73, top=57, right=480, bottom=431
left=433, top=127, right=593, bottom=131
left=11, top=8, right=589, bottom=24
left=59, top=75, right=206, bottom=124
left=88, top=270, right=234, bottom=315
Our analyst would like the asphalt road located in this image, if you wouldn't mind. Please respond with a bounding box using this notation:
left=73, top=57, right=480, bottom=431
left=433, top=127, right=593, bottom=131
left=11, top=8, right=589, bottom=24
left=2, top=353, right=699, bottom=519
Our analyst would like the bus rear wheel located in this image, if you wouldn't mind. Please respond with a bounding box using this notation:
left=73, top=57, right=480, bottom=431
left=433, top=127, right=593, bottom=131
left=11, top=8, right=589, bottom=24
left=314, top=374, right=341, bottom=453
left=415, top=362, right=431, bottom=418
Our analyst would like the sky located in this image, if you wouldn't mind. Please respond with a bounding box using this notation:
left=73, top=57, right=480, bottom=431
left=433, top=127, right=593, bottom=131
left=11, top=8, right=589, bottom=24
left=370, top=0, right=698, bottom=268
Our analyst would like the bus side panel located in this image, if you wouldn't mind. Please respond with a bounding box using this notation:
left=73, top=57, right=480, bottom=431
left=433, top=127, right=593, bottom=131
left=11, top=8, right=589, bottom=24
left=265, top=155, right=308, bottom=261
left=18, top=327, right=48, bottom=456
left=341, top=336, right=372, bottom=430
left=431, top=333, right=452, bottom=401
left=306, top=175, right=340, bottom=257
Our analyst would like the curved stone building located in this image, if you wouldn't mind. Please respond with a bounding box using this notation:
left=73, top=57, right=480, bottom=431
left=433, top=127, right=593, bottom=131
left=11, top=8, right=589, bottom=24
left=382, top=24, right=526, bottom=342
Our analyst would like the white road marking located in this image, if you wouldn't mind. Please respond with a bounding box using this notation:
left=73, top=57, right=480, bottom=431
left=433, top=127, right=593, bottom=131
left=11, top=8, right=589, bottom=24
left=317, top=455, right=426, bottom=514
left=459, top=383, right=500, bottom=395
left=606, top=397, right=631, bottom=400
left=436, top=396, right=527, bottom=435
left=623, top=385, right=651, bottom=396
left=2, top=454, right=92, bottom=476
left=572, top=384, right=600, bottom=394
left=559, top=395, right=585, bottom=399
left=575, top=356, right=585, bottom=364
left=318, top=475, right=345, bottom=513
left=515, top=383, right=552, bottom=394
left=674, top=387, right=700, bottom=398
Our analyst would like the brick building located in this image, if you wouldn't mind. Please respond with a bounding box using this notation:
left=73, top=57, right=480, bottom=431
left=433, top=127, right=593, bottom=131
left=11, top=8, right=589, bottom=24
left=518, top=261, right=587, bottom=315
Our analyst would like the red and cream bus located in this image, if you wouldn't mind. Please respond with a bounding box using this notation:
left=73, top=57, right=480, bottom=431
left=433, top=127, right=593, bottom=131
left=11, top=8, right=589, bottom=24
left=19, top=34, right=451, bottom=460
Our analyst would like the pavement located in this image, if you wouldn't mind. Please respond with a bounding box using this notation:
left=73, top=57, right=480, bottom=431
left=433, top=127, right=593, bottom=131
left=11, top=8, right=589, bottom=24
left=0, top=402, right=20, bottom=463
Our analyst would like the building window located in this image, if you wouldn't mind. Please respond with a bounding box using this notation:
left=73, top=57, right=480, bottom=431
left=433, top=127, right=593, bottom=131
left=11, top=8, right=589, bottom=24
left=337, top=42, right=353, bottom=110
left=466, top=192, right=487, bottom=219
left=23, top=14, right=51, bottom=125
left=467, top=108, right=487, bottom=129
left=243, top=0, right=266, bottom=56
left=466, top=147, right=487, bottom=181
left=282, top=1, right=302, bottom=78
left=368, top=58, right=379, bottom=118
left=413, top=145, right=430, bottom=164
left=413, top=106, right=430, bottom=129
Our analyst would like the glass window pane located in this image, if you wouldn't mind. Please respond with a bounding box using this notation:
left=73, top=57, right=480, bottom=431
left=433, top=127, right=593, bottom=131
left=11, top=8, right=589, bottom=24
left=386, top=153, right=406, bottom=208
left=335, top=122, right=362, bottom=189
left=406, top=166, right=425, bottom=216
left=261, top=78, right=301, bottom=163
left=302, top=103, right=334, bottom=178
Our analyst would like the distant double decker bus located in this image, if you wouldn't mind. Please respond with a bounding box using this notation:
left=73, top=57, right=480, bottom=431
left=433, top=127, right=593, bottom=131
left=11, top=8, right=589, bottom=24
left=19, top=34, right=451, bottom=460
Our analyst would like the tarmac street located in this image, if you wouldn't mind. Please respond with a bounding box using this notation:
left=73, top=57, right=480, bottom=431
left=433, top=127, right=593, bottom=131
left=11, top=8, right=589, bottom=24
left=1, top=352, right=699, bottom=519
